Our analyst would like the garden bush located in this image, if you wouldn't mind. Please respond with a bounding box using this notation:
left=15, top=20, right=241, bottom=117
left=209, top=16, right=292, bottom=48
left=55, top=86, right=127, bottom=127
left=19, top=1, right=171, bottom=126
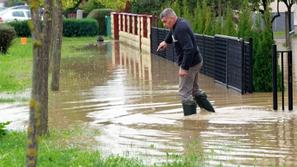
left=87, top=8, right=113, bottom=35
left=63, top=18, right=99, bottom=37
left=0, top=24, right=16, bottom=54
left=8, top=21, right=31, bottom=37
left=8, top=19, right=98, bottom=37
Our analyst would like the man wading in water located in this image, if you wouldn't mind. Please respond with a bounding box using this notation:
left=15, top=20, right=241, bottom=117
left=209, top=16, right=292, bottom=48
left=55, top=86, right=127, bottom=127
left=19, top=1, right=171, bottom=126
left=157, top=8, right=215, bottom=116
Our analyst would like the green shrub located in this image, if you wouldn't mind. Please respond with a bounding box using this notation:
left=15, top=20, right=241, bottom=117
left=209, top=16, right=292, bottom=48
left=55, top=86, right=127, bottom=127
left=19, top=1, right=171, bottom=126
left=131, top=0, right=162, bottom=15
left=87, top=8, right=113, bottom=35
left=0, top=24, right=16, bottom=54
left=8, top=19, right=99, bottom=37
left=63, top=19, right=99, bottom=37
left=223, top=3, right=236, bottom=36
left=252, top=11, right=280, bottom=92
left=8, top=20, right=31, bottom=37
left=237, top=0, right=252, bottom=40
left=0, top=122, right=10, bottom=137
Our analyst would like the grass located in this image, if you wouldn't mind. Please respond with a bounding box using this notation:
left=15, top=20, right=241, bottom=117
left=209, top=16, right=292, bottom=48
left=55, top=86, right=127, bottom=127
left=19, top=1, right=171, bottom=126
left=0, top=127, right=143, bottom=167
left=0, top=36, right=98, bottom=94
left=273, top=31, right=285, bottom=38
left=0, top=128, right=209, bottom=167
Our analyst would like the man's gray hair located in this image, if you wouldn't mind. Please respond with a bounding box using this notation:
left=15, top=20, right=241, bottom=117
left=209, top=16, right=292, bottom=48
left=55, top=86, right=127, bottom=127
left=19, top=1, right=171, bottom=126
left=160, top=8, right=177, bottom=19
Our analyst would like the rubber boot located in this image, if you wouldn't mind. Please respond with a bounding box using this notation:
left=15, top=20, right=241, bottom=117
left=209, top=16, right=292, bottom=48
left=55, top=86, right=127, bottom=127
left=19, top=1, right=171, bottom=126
left=182, top=101, right=197, bottom=116
left=194, top=91, right=215, bottom=112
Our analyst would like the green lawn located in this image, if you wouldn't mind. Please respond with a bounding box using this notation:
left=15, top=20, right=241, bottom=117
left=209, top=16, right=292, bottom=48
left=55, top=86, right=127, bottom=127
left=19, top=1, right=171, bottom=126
left=0, top=128, right=143, bottom=167
left=0, top=37, right=98, bottom=94
left=0, top=128, right=206, bottom=167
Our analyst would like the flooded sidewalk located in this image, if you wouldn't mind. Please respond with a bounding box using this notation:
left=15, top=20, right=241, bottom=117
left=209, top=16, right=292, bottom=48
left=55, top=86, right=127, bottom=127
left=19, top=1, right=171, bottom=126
left=1, top=41, right=297, bottom=166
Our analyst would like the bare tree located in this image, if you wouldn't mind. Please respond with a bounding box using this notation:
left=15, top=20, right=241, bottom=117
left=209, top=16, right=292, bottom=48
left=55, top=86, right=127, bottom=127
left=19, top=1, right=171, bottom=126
left=51, top=0, right=63, bottom=91
left=26, top=0, right=53, bottom=166
left=281, top=0, right=296, bottom=49
left=281, top=0, right=297, bottom=32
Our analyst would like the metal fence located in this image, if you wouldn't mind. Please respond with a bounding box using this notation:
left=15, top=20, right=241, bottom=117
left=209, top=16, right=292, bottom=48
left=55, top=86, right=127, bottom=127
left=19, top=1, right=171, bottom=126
left=272, top=45, right=293, bottom=111
left=151, top=27, right=253, bottom=94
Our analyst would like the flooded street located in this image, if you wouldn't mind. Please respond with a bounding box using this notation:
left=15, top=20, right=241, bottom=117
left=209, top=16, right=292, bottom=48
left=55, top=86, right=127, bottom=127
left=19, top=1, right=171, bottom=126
left=1, top=40, right=297, bottom=166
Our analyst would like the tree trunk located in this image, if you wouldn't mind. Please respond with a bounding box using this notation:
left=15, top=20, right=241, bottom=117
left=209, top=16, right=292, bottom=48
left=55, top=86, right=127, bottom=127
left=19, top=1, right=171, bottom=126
left=26, top=2, right=43, bottom=166
left=51, top=0, right=63, bottom=91
left=26, top=0, right=53, bottom=165
left=39, top=0, right=53, bottom=135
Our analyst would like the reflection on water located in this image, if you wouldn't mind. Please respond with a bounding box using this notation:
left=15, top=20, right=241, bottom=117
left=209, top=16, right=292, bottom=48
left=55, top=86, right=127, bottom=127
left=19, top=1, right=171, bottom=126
left=1, top=40, right=297, bottom=166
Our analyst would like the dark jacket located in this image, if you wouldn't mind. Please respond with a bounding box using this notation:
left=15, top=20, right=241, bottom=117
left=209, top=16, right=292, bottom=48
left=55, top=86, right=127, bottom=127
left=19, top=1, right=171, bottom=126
left=165, top=18, right=202, bottom=70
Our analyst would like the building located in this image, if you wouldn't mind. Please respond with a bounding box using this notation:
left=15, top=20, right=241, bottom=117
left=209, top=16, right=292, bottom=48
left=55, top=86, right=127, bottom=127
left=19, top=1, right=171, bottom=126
left=270, top=1, right=297, bottom=32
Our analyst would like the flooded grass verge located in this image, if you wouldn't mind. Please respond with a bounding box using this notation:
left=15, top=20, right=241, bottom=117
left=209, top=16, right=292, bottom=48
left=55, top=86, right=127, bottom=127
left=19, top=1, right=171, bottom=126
left=0, top=127, right=210, bottom=167
left=0, top=37, right=98, bottom=94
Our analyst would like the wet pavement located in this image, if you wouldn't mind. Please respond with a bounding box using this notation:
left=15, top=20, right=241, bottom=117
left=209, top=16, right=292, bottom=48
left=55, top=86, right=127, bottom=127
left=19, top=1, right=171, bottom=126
left=1, top=40, right=297, bottom=166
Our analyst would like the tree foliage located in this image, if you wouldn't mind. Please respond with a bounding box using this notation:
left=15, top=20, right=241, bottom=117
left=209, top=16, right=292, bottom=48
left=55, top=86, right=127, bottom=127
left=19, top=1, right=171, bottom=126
left=62, top=0, right=81, bottom=10
left=238, top=0, right=252, bottom=40
left=223, top=3, right=236, bottom=36
left=131, top=0, right=162, bottom=14
left=98, top=0, right=127, bottom=10
left=252, top=10, right=275, bottom=91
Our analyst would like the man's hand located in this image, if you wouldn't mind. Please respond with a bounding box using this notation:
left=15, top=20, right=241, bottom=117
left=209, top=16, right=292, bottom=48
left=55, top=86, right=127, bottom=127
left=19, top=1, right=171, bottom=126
left=157, top=41, right=168, bottom=52
left=179, top=68, right=188, bottom=77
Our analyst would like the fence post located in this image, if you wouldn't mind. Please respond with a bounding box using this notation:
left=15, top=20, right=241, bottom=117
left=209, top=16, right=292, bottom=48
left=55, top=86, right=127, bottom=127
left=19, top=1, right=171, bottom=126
left=241, top=39, right=245, bottom=94
left=288, top=50, right=293, bottom=110
left=281, top=52, right=285, bottom=110
left=226, top=39, right=229, bottom=88
left=272, top=44, right=278, bottom=110
left=249, top=38, right=253, bottom=93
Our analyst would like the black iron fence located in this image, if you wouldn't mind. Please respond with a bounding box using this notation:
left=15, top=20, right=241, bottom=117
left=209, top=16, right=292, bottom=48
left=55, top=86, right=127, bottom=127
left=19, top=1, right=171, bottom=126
left=272, top=45, right=293, bottom=111
left=151, top=27, right=253, bottom=94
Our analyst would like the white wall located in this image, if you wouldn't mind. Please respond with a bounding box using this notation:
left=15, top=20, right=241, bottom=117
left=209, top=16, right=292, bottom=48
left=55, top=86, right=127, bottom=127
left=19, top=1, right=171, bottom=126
left=295, top=9, right=297, bottom=26
left=270, top=1, right=297, bottom=13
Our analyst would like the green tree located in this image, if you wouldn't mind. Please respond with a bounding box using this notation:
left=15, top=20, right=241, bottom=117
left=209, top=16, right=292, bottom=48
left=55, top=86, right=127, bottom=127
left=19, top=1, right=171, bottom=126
left=238, top=0, right=252, bottom=40
left=62, top=0, right=81, bottom=10
left=171, top=0, right=181, bottom=17
left=214, top=16, right=223, bottom=34
left=81, top=0, right=104, bottom=13
left=223, top=3, right=236, bottom=36
left=131, top=0, right=162, bottom=15
left=182, top=0, right=192, bottom=23
left=98, top=0, right=127, bottom=10
left=202, top=0, right=214, bottom=35
left=193, top=0, right=203, bottom=33
left=252, top=10, right=275, bottom=91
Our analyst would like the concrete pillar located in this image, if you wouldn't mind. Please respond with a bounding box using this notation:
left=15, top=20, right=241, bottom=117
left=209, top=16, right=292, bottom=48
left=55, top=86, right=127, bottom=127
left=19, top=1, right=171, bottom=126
left=76, top=9, right=83, bottom=19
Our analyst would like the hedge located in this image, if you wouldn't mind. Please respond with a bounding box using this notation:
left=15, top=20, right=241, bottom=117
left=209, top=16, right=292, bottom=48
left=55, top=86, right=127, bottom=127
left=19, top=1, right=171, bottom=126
left=8, top=21, right=31, bottom=37
left=63, top=18, right=98, bottom=37
left=0, top=24, right=16, bottom=54
left=8, top=18, right=99, bottom=37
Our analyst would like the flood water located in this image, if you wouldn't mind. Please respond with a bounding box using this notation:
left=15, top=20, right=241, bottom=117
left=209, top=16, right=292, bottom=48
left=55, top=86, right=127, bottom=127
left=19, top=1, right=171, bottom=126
left=1, top=40, right=297, bottom=166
